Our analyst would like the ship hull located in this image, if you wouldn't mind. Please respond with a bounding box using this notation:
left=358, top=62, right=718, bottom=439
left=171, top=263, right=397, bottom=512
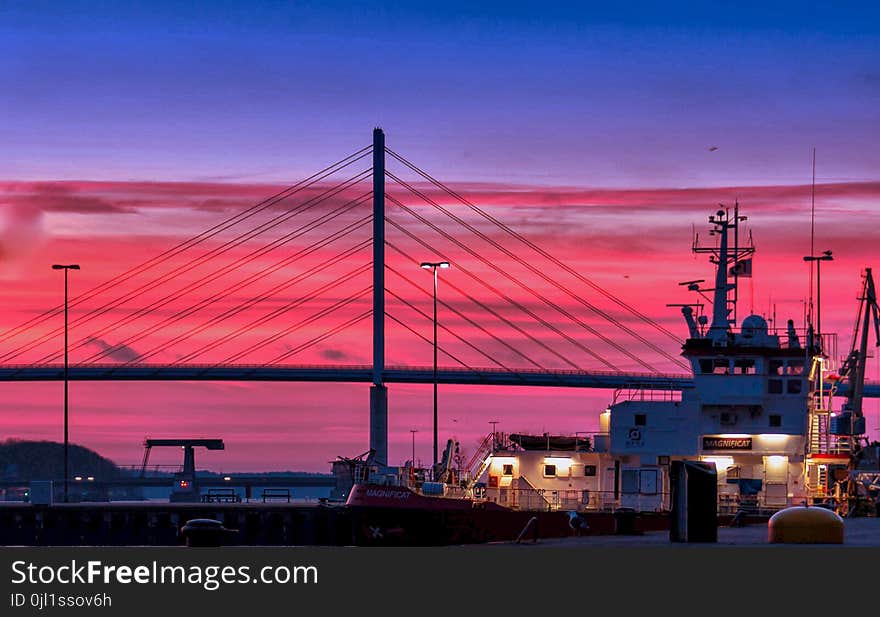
left=345, top=483, right=670, bottom=545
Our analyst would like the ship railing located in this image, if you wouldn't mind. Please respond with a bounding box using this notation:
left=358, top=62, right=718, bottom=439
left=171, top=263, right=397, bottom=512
left=118, top=464, right=184, bottom=476
left=484, top=488, right=670, bottom=513
left=717, top=492, right=805, bottom=516
left=614, top=388, right=682, bottom=403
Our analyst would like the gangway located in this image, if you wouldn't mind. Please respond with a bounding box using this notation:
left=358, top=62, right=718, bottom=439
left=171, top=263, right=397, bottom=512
left=140, top=438, right=225, bottom=502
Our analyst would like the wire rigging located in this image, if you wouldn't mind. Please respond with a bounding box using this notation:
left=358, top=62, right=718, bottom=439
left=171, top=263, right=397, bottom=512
left=1, top=169, right=371, bottom=363
left=384, top=287, right=515, bottom=373
left=137, top=259, right=372, bottom=365
left=0, top=146, right=372, bottom=347
left=384, top=311, right=475, bottom=372
left=86, top=225, right=372, bottom=364
left=386, top=235, right=584, bottom=371
left=385, top=213, right=620, bottom=372
left=72, top=198, right=372, bottom=363
left=385, top=191, right=657, bottom=371
left=386, top=172, right=683, bottom=372
left=386, top=147, right=683, bottom=344
left=385, top=260, right=545, bottom=371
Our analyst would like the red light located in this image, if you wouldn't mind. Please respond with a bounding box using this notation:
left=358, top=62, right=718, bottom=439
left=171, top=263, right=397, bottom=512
left=179, top=480, right=189, bottom=488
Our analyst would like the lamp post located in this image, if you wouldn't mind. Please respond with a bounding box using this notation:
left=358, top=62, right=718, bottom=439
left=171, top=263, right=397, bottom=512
left=803, top=250, right=833, bottom=348
left=52, top=264, right=80, bottom=503
left=420, top=260, right=450, bottom=468
left=409, top=429, right=418, bottom=467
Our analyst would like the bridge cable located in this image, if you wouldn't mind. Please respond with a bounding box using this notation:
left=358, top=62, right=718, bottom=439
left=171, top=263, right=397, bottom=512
left=84, top=225, right=372, bottom=364
left=73, top=200, right=372, bottom=363
left=138, top=260, right=372, bottom=365
left=386, top=213, right=619, bottom=372
left=384, top=311, right=476, bottom=372
left=383, top=287, right=515, bottom=373
left=385, top=191, right=648, bottom=371
left=385, top=259, right=546, bottom=371
left=386, top=147, right=682, bottom=345
left=215, top=279, right=374, bottom=365
left=263, top=309, right=373, bottom=365
left=0, top=146, right=371, bottom=346
left=386, top=173, right=682, bottom=372
left=2, top=169, right=370, bottom=363
left=385, top=232, right=584, bottom=371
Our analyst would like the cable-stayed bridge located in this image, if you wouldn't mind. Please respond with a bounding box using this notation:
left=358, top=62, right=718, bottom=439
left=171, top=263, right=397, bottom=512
left=2, top=129, right=876, bottom=463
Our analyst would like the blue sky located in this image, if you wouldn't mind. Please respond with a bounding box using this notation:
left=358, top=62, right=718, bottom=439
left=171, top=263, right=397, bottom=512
left=2, top=1, right=878, bottom=186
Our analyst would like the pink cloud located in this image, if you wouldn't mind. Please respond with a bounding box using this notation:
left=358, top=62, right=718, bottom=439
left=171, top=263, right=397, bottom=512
left=1, top=176, right=878, bottom=468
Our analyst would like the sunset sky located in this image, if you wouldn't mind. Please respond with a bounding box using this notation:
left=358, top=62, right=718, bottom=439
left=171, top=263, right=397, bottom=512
left=1, top=3, right=878, bottom=471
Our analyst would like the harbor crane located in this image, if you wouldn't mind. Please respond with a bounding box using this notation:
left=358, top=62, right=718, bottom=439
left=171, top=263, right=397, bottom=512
left=837, top=268, right=879, bottom=437
left=140, top=438, right=225, bottom=502
left=833, top=269, right=880, bottom=515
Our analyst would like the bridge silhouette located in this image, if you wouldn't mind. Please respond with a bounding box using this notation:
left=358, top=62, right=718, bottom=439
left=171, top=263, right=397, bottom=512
left=2, top=129, right=877, bottom=464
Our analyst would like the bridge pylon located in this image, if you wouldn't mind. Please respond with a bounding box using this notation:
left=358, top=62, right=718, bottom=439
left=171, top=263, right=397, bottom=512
left=371, top=127, right=387, bottom=465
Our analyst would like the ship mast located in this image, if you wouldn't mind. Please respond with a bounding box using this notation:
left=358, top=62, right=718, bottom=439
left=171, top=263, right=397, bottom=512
left=691, top=205, right=753, bottom=343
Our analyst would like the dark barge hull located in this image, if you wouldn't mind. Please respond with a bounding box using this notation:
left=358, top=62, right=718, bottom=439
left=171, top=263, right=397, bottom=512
left=0, top=502, right=671, bottom=546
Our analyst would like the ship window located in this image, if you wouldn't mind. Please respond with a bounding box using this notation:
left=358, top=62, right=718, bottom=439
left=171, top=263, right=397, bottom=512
left=734, top=359, right=756, bottom=374
left=768, top=379, right=783, bottom=394
left=713, top=360, right=730, bottom=374
left=769, top=414, right=782, bottom=427
left=502, top=464, right=513, bottom=476
left=621, top=470, right=639, bottom=494
left=787, top=379, right=802, bottom=394
left=634, top=413, right=647, bottom=426
left=543, top=464, right=557, bottom=478
left=785, top=360, right=805, bottom=375
left=584, top=465, right=597, bottom=477
left=769, top=360, right=784, bottom=375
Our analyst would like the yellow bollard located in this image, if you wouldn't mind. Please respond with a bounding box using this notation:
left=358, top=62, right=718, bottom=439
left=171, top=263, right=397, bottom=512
left=768, top=506, right=844, bottom=544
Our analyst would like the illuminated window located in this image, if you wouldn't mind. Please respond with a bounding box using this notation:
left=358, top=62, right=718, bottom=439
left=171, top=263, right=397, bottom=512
left=543, top=464, right=557, bottom=478
left=734, top=358, right=756, bottom=374
left=769, top=360, right=783, bottom=375
left=502, top=464, right=513, bottom=476
left=786, top=360, right=805, bottom=375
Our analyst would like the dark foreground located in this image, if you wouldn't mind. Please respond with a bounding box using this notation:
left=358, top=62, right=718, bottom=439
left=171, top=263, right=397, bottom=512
left=0, top=502, right=670, bottom=546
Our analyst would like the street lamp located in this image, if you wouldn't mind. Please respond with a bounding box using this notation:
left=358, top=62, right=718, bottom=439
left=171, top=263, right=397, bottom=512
left=803, top=250, right=833, bottom=347
left=489, top=420, right=499, bottom=453
left=420, top=260, right=450, bottom=468
left=52, top=263, right=80, bottom=503
left=409, top=429, right=418, bottom=467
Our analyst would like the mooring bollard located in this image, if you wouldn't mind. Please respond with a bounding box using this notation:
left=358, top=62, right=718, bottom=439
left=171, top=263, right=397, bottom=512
left=768, top=506, right=844, bottom=544
left=180, top=518, right=238, bottom=547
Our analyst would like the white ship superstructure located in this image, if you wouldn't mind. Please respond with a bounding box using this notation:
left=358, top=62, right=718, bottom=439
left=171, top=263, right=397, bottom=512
left=479, top=205, right=877, bottom=515
left=342, top=204, right=877, bottom=517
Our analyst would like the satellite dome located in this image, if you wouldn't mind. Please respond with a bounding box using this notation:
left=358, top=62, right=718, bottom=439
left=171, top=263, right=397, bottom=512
left=741, top=314, right=768, bottom=339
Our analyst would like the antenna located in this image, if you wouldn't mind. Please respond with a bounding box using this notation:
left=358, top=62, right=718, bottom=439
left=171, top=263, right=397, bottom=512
left=808, top=147, right=816, bottom=328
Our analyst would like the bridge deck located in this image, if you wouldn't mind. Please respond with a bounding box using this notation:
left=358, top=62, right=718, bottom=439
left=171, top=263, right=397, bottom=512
left=0, top=364, right=877, bottom=396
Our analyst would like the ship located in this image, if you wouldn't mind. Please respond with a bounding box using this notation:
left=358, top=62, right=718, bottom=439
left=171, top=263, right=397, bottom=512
left=333, top=204, right=880, bottom=544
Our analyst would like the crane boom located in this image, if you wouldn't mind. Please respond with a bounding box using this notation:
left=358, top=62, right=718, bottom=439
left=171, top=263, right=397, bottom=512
left=840, top=268, right=880, bottom=425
